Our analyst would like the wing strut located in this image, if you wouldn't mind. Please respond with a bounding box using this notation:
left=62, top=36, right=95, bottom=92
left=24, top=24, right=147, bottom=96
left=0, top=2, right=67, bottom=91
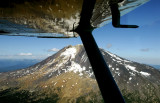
left=110, top=2, right=139, bottom=28
left=75, top=0, right=126, bottom=102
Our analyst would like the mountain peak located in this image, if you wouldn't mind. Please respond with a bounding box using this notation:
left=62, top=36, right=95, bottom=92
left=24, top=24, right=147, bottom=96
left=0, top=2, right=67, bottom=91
left=0, top=45, right=160, bottom=103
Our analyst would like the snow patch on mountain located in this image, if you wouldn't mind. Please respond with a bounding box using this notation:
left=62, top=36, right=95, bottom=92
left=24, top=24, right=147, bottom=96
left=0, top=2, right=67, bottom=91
left=68, top=61, right=86, bottom=76
left=125, top=65, right=138, bottom=72
left=86, top=70, right=94, bottom=77
left=140, top=71, right=151, bottom=76
left=81, top=53, right=88, bottom=63
left=115, top=71, right=121, bottom=76
left=109, top=64, right=112, bottom=68
left=129, top=77, right=132, bottom=81
left=61, top=47, right=77, bottom=59
left=47, top=59, right=55, bottom=65
left=125, top=64, right=151, bottom=77
left=105, top=50, right=131, bottom=63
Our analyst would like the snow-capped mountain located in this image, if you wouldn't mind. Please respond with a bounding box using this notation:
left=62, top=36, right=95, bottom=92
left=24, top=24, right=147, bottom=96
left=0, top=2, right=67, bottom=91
left=0, top=45, right=160, bottom=103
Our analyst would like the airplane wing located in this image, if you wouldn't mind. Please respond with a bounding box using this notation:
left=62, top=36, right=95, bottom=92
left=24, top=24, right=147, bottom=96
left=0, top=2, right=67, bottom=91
left=0, top=0, right=149, bottom=38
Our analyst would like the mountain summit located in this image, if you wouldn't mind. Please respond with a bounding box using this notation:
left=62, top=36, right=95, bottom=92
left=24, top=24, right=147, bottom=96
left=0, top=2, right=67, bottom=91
left=0, top=45, right=160, bottom=103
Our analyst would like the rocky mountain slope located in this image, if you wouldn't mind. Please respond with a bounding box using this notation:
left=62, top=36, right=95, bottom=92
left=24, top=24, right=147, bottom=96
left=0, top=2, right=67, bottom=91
left=0, top=45, right=160, bottom=103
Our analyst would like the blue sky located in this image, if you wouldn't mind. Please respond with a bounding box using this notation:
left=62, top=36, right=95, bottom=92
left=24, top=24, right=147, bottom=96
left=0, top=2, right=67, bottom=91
left=0, top=0, right=160, bottom=65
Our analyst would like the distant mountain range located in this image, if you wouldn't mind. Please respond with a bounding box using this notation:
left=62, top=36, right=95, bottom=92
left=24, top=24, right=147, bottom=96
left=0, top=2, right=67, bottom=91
left=149, top=65, right=160, bottom=70
left=0, top=45, right=160, bottom=103
left=0, top=59, right=159, bottom=73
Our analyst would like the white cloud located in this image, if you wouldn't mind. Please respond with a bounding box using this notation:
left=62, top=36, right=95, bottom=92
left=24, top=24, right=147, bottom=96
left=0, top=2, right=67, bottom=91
left=47, top=54, right=52, bottom=56
left=48, top=48, right=59, bottom=52
left=107, top=44, right=112, bottom=49
left=140, top=48, right=150, bottom=52
left=18, top=53, right=33, bottom=56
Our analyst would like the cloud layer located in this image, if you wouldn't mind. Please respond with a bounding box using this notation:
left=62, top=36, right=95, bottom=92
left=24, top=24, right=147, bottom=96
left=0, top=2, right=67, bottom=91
left=107, top=44, right=112, bottom=49
left=18, top=53, right=33, bottom=56
left=48, top=48, right=59, bottom=52
left=140, top=48, right=150, bottom=52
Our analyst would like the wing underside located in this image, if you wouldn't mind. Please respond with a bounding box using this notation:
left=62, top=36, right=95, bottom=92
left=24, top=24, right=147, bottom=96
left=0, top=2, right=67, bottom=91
left=0, top=0, right=149, bottom=38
